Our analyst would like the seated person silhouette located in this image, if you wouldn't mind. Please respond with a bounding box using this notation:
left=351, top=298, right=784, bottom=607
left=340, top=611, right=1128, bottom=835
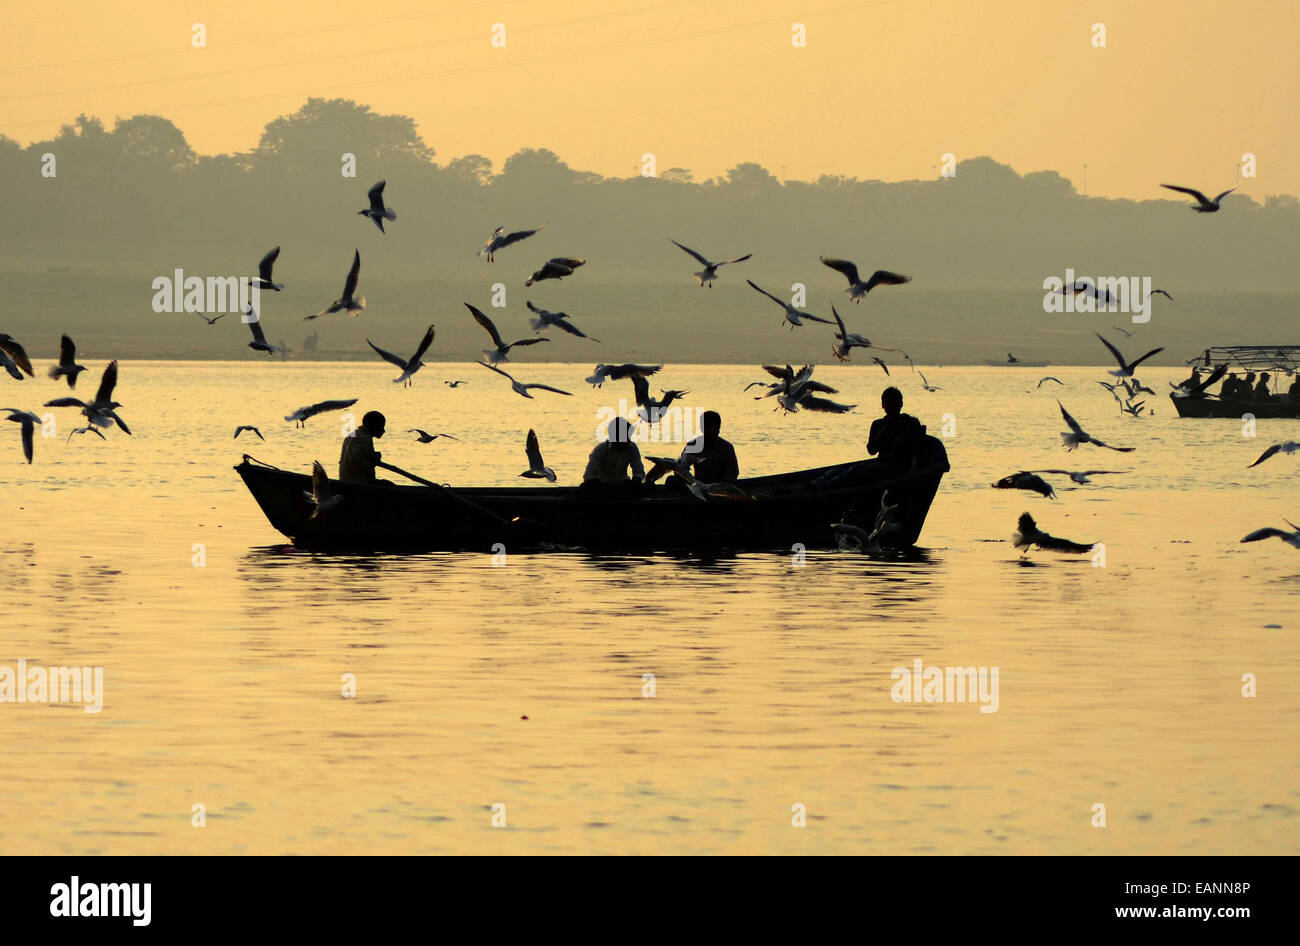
left=647, top=410, right=738, bottom=489
left=867, top=387, right=925, bottom=471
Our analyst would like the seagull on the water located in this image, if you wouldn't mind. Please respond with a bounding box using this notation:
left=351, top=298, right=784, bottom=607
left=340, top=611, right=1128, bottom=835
left=0, top=333, right=33, bottom=379
left=251, top=246, right=284, bottom=291
left=1058, top=401, right=1133, bottom=452
left=305, top=461, right=342, bottom=518
left=526, top=301, right=599, bottom=341
left=284, top=398, right=358, bottom=428
left=669, top=239, right=752, bottom=287
left=1161, top=183, right=1237, bottom=213
left=359, top=181, right=396, bottom=232
left=991, top=472, right=1056, bottom=499
left=44, top=360, right=130, bottom=434
left=234, top=425, right=264, bottom=441
left=631, top=374, right=690, bottom=424
left=479, top=226, right=543, bottom=262
left=585, top=363, right=662, bottom=388
left=408, top=429, right=460, bottom=444
left=1029, top=469, right=1129, bottom=485
left=305, top=250, right=364, bottom=321
left=819, top=256, right=911, bottom=303
left=1096, top=332, right=1164, bottom=378
left=746, top=280, right=831, bottom=329
left=2, top=408, right=41, bottom=463
left=1240, top=519, right=1300, bottom=549
left=1247, top=440, right=1300, bottom=468
left=1012, top=512, right=1095, bottom=554
left=525, top=257, right=585, bottom=287
left=1037, top=377, right=1063, bottom=388
left=48, top=334, right=87, bottom=388
left=520, top=429, right=556, bottom=482
left=467, top=304, right=548, bottom=363
left=828, top=305, right=872, bottom=361
left=246, top=311, right=290, bottom=356
left=478, top=361, right=573, bottom=399
left=367, top=323, right=435, bottom=386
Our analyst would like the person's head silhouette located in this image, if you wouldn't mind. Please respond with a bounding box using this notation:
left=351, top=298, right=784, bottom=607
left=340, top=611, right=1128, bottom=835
left=881, top=387, right=903, bottom=417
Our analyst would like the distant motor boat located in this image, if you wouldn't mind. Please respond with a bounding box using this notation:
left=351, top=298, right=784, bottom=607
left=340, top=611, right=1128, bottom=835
left=1171, top=345, right=1300, bottom=418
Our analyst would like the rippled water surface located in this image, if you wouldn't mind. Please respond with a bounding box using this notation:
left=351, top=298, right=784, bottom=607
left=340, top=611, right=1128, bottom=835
left=2, top=361, right=1297, bottom=854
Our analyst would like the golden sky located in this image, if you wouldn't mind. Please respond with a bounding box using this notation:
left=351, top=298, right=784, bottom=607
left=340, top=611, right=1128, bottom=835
left=3, top=0, right=1298, bottom=198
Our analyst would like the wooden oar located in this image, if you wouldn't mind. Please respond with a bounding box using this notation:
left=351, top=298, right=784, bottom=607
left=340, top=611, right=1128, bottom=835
left=376, top=460, right=515, bottom=529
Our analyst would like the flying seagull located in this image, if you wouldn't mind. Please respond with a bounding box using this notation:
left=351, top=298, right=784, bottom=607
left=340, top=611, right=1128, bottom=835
left=478, top=361, right=573, bottom=399
left=520, top=429, right=557, bottom=482
left=991, top=472, right=1056, bottom=499
left=1012, top=512, right=1095, bottom=554
left=359, top=180, right=396, bottom=232
left=768, top=364, right=854, bottom=414
left=44, top=360, right=130, bottom=433
left=1111, top=326, right=1132, bottom=338
left=669, top=239, right=752, bottom=287
left=194, top=312, right=225, bottom=326
left=871, top=357, right=890, bottom=376
left=1037, top=377, right=1064, bottom=388
left=585, top=363, right=662, bottom=388
left=246, top=312, right=289, bottom=356
left=1240, top=519, right=1300, bottom=549
left=1096, top=333, right=1164, bottom=378
left=746, top=280, right=832, bottom=329
left=305, top=461, right=341, bottom=518
left=66, top=425, right=106, bottom=443
left=525, top=257, right=585, bottom=287
left=284, top=397, right=358, bottom=428
left=526, top=301, right=599, bottom=341
left=1161, top=183, right=1237, bottom=213
left=1247, top=440, right=1300, bottom=468
left=0, top=333, right=33, bottom=378
left=444, top=380, right=468, bottom=388
left=1171, top=363, right=1227, bottom=398
left=48, top=335, right=87, bottom=388
left=480, top=226, right=543, bottom=262
left=1029, top=469, right=1129, bottom=485
left=251, top=246, right=283, bottom=291
left=2, top=408, right=41, bottom=463
left=234, top=425, right=264, bottom=441
left=1058, top=401, right=1133, bottom=452
left=918, top=372, right=941, bottom=392
left=408, top=429, right=460, bottom=444
left=829, top=305, right=872, bottom=361
left=467, top=303, right=548, bottom=363
left=306, top=250, right=364, bottom=321
left=819, top=257, right=911, bottom=303
left=631, top=374, right=689, bottom=423
left=367, top=323, right=435, bottom=386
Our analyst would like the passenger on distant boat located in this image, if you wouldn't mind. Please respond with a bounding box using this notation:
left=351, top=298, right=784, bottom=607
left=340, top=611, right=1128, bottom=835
left=1290, top=377, right=1300, bottom=403
left=339, top=410, right=389, bottom=484
left=1254, top=372, right=1273, bottom=400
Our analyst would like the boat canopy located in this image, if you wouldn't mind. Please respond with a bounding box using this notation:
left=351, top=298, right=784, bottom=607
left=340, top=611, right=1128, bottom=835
left=1191, top=346, right=1300, bottom=372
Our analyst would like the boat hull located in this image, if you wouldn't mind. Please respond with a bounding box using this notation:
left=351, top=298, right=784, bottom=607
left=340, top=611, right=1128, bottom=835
left=1169, top=393, right=1300, bottom=418
left=235, top=438, right=949, bottom=553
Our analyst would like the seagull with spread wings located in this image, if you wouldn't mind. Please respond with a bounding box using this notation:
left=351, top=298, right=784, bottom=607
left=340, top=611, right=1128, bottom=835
left=478, top=361, right=572, bottom=399
left=585, top=363, right=662, bottom=388
left=251, top=246, right=284, bottom=291
left=526, top=301, right=599, bottom=341
left=480, top=226, right=543, bottom=262
left=306, top=250, right=364, bottom=321
left=1240, top=519, right=1300, bottom=549
left=1057, top=401, right=1133, bottom=452
left=631, top=374, right=690, bottom=424
left=1161, top=183, right=1237, bottom=213
left=1096, top=332, right=1164, bottom=378
left=284, top=398, right=358, bottom=428
left=669, top=239, right=752, bottom=287
left=234, top=425, right=264, bottom=441
left=829, top=305, right=871, bottom=361
left=525, top=257, right=585, bottom=287
left=305, top=461, right=342, bottom=518
left=44, top=360, right=130, bottom=434
left=408, top=429, right=460, bottom=444
left=246, top=311, right=290, bottom=356
left=367, top=324, right=435, bottom=386
left=520, top=429, right=557, bottom=482
left=991, top=472, right=1056, bottom=499
left=1012, top=512, right=1095, bottom=554
left=359, top=180, right=396, bottom=232
left=819, top=256, right=911, bottom=303
left=0, top=333, right=33, bottom=379
left=1247, top=440, right=1299, bottom=468
left=1029, top=469, right=1129, bottom=485
left=48, top=335, right=87, bottom=388
left=746, top=280, right=831, bottom=328
left=467, top=304, right=548, bottom=364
